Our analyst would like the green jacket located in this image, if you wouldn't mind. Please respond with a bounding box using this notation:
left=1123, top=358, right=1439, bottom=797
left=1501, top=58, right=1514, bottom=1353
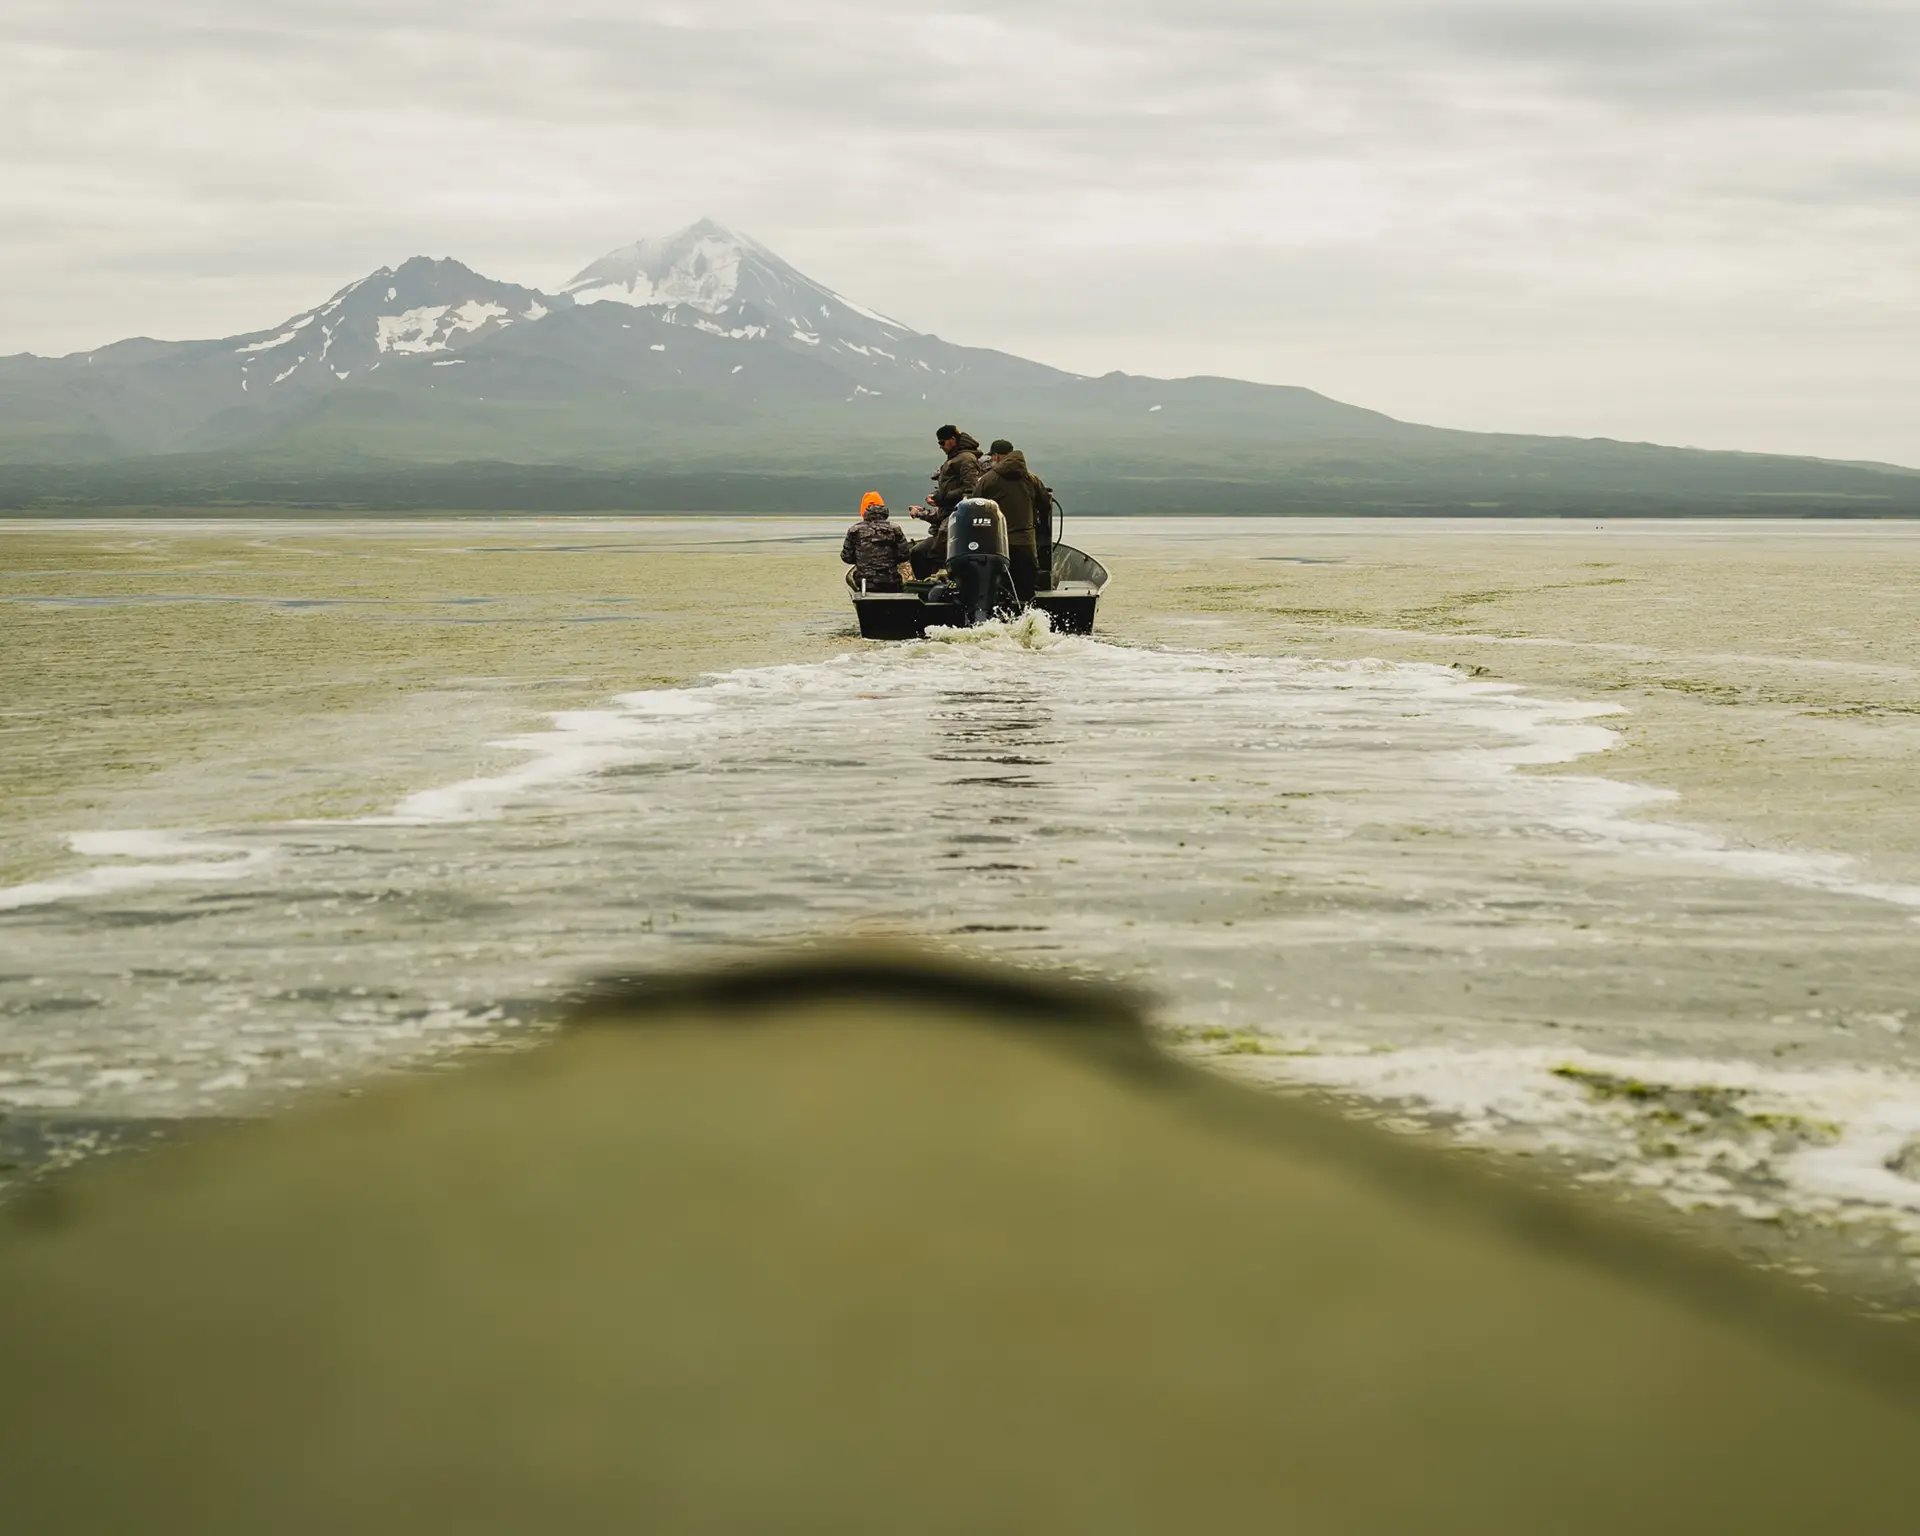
left=974, top=449, right=1038, bottom=551
left=930, top=434, right=983, bottom=517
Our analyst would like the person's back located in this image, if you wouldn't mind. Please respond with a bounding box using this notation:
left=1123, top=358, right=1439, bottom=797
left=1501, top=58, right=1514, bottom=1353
left=842, top=493, right=911, bottom=592
left=975, top=441, right=1039, bottom=603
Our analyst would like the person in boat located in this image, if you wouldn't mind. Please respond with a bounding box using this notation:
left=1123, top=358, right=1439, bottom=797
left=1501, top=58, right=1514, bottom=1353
left=973, top=439, right=1042, bottom=605
left=909, top=426, right=982, bottom=579
left=841, top=491, right=913, bottom=593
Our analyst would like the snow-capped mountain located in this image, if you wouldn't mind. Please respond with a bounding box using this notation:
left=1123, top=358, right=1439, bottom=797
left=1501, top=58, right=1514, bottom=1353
left=223, top=257, right=567, bottom=398
left=0, top=221, right=1080, bottom=461
left=566, top=218, right=904, bottom=342
left=561, top=219, right=1062, bottom=390
left=0, top=256, right=579, bottom=459
left=565, top=220, right=860, bottom=314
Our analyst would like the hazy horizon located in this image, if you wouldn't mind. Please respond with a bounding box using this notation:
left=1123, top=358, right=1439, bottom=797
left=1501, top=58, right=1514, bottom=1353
left=6, top=1, right=1916, bottom=465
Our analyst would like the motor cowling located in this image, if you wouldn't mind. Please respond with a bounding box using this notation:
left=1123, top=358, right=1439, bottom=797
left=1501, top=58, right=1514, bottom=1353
left=945, top=498, right=1017, bottom=625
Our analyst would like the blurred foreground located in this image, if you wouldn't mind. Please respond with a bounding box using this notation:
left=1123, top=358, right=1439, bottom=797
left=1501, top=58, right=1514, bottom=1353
left=2, top=947, right=1918, bottom=1531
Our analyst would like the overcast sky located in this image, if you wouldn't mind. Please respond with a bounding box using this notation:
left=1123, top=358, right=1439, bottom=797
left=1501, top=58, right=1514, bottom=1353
left=5, top=1, right=1917, bottom=463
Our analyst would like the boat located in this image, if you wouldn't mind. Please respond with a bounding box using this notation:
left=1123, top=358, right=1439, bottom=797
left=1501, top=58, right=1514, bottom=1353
left=850, top=497, right=1108, bottom=641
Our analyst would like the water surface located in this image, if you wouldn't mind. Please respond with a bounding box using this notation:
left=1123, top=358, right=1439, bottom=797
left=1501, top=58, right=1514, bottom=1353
left=6, top=518, right=1920, bottom=1272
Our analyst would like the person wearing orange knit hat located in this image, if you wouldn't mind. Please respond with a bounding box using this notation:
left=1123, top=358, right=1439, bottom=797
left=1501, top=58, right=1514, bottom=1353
left=841, top=491, right=912, bottom=592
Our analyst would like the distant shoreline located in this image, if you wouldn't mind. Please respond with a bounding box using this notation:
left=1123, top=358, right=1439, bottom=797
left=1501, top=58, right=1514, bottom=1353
left=6, top=450, right=1918, bottom=522
left=3, top=514, right=1920, bottom=526
left=9, top=507, right=1920, bottom=521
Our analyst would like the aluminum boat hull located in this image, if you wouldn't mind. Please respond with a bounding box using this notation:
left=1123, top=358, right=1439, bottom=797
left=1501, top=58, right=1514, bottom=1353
left=851, top=544, right=1107, bottom=641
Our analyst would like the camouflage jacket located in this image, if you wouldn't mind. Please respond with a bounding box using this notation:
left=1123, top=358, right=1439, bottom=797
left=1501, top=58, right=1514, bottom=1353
left=841, top=510, right=912, bottom=589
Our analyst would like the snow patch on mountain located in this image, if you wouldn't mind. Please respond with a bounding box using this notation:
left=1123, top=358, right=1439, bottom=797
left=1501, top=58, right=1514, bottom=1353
left=690, top=318, right=768, bottom=340
left=377, top=306, right=449, bottom=354
left=376, top=300, right=511, bottom=355
left=235, top=327, right=307, bottom=355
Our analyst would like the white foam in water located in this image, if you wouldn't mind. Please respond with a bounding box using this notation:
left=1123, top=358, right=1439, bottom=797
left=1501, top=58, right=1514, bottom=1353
left=926, top=608, right=1062, bottom=650
left=69, top=830, right=233, bottom=859
left=9, top=627, right=1915, bottom=915
left=382, top=620, right=1070, bottom=829
left=0, top=831, right=272, bottom=912
left=351, top=629, right=1920, bottom=916
left=1232, top=1044, right=1920, bottom=1229
left=381, top=691, right=728, bottom=824
left=1558, top=812, right=1920, bottom=912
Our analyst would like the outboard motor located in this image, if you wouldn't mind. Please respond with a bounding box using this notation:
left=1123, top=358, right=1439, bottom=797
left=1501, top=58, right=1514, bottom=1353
left=945, top=497, right=1017, bottom=625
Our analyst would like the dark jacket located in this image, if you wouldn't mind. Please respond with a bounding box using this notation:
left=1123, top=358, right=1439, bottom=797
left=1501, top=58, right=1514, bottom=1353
left=973, top=450, right=1038, bottom=552
left=929, top=434, right=983, bottom=523
left=841, top=507, right=911, bottom=590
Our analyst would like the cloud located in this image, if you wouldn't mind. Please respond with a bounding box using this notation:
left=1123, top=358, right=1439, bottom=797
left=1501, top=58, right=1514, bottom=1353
left=2, top=0, right=1916, bottom=459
